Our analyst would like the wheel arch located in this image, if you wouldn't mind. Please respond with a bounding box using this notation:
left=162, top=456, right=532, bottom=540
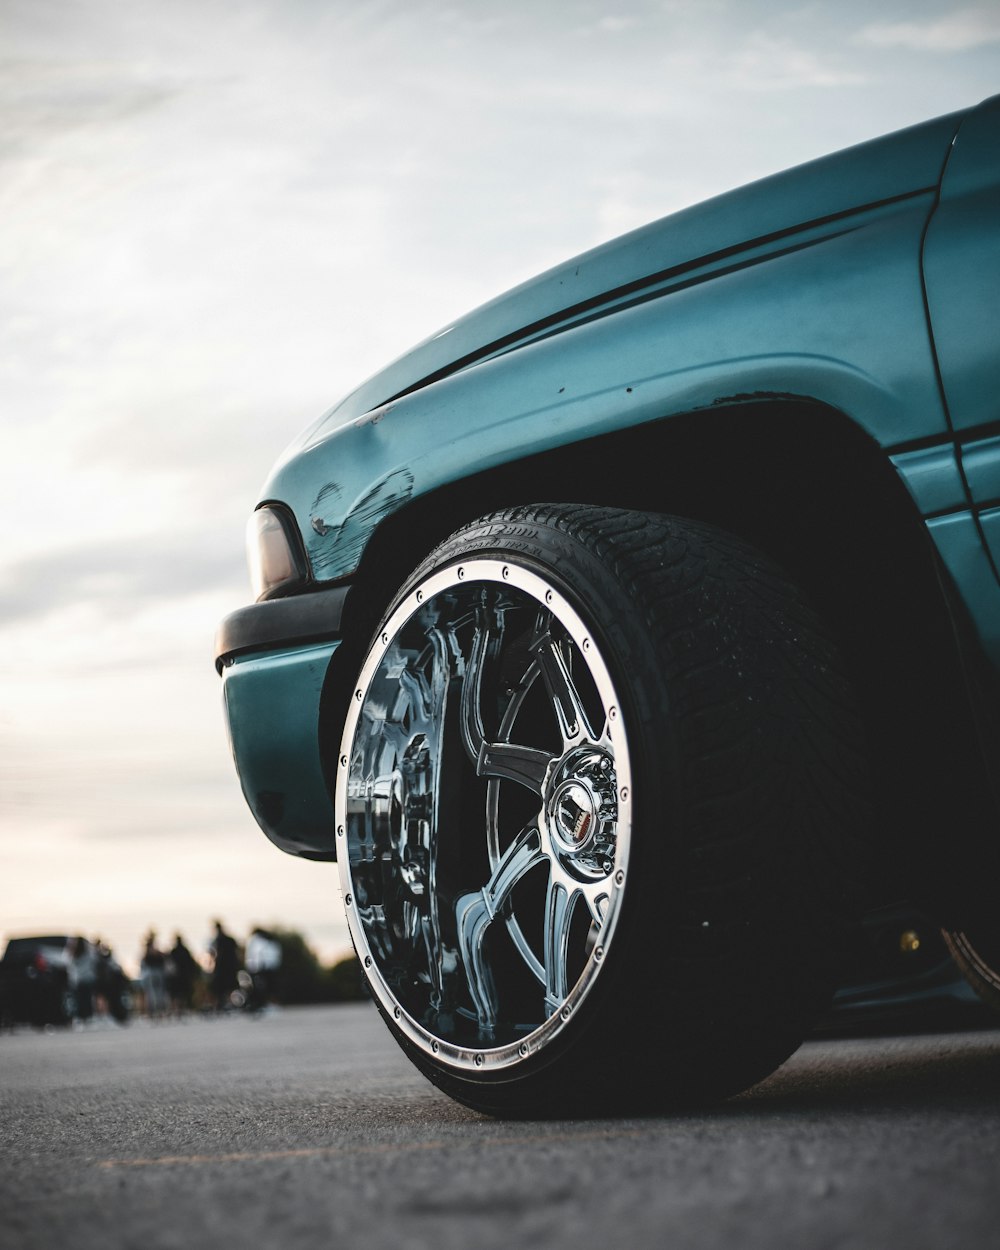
left=320, top=397, right=998, bottom=913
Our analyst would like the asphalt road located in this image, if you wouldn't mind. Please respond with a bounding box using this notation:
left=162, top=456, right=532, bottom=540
left=2, top=1003, right=999, bottom=1250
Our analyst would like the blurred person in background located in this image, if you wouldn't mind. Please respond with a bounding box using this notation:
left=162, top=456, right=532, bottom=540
left=65, top=936, right=97, bottom=1025
left=209, top=920, right=240, bottom=1012
left=167, top=933, right=201, bottom=1017
left=93, top=938, right=131, bottom=1024
left=244, top=926, right=283, bottom=1014
left=140, top=931, right=168, bottom=1018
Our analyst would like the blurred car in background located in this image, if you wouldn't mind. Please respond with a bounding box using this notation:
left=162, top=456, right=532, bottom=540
left=0, top=935, right=131, bottom=1028
left=0, top=936, right=77, bottom=1027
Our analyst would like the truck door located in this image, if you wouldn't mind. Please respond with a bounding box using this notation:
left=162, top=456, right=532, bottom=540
left=923, top=95, right=1000, bottom=573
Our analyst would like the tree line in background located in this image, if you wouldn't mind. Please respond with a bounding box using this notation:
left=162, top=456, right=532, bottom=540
left=268, top=929, right=366, bottom=1006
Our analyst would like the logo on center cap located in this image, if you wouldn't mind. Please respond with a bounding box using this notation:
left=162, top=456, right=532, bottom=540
left=554, top=781, right=598, bottom=851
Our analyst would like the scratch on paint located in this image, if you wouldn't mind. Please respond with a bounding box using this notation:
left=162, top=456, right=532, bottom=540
left=309, top=482, right=344, bottom=536
left=308, top=468, right=415, bottom=578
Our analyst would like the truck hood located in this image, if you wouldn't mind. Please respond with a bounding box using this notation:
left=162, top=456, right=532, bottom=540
left=293, top=106, right=965, bottom=449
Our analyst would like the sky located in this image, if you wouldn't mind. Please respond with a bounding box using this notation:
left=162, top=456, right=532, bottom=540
left=2, top=0, right=999, bottom=974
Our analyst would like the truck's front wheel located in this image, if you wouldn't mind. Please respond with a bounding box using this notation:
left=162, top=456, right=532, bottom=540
left=336, top=504, right=868, bottom=1114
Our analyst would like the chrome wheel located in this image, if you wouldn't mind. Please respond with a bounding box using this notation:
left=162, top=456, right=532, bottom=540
left=336, top=505, right=868, bottom=1113
left=337, top=558, right=632, bottom=1072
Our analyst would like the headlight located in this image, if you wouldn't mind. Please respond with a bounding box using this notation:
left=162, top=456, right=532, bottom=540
left=247, top=505, right=308, bottom=600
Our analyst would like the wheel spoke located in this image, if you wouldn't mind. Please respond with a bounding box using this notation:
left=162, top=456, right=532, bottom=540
left=454, top=890, right=497, bottom=1032
left=476, top=740, right=551, bottom=791
left=582, top=885, right=610, bottom=929
left=459, top=599, right=555, bottom=793
left=543, top=875, right=580, bottom=1013
left=485, top=823, right=547, bottom=911
left=458, top=602, right=498, bottom=761
left=540, top=875, right=609, bottom=1013
left=531, top=623, right=599, bottom=746
left=456, top=823, right=548, bottom=1032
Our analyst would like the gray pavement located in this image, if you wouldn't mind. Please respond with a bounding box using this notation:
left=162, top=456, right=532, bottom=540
left=2, top=1003, right=999, bottom=1250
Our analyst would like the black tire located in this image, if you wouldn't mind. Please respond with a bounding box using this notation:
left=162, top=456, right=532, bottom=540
left=942, top=925, right=1000, bottom=1013
left=336, top=504, right=869, bottom=1114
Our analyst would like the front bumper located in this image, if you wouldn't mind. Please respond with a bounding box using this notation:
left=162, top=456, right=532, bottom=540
left=214, top=585, right=349, bottom=673
left=216, top=586, right=350, bottom=860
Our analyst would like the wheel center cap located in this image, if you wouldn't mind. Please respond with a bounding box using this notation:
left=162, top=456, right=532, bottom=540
left=553, top=780, right=598, bottom=850
left=544, top=748, right=618, bottom=876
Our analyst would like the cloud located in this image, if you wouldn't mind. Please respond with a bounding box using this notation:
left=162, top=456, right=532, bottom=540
left=0, top=529, right=244, bottom=626
left=723, top=32, right=867, bottom=91
left=857, top=8, right=1000, bottom=52
left=597, top=15, right=638, bottom=32
left=0, top=55, right=178, bottom=156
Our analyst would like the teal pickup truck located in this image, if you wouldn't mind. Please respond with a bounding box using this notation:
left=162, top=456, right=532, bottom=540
left=216, top=96, right=1000, bottom=1114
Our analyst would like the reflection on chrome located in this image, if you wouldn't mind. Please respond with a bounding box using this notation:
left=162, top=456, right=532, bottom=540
left=341, top=561, right=630, bottom=1067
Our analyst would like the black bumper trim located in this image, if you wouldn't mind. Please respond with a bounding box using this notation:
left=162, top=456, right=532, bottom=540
left=214, top=585, right=350, bottom=672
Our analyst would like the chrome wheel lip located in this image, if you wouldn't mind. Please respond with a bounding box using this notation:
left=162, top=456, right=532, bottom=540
left=336, top=557, right=633, bottom=1074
